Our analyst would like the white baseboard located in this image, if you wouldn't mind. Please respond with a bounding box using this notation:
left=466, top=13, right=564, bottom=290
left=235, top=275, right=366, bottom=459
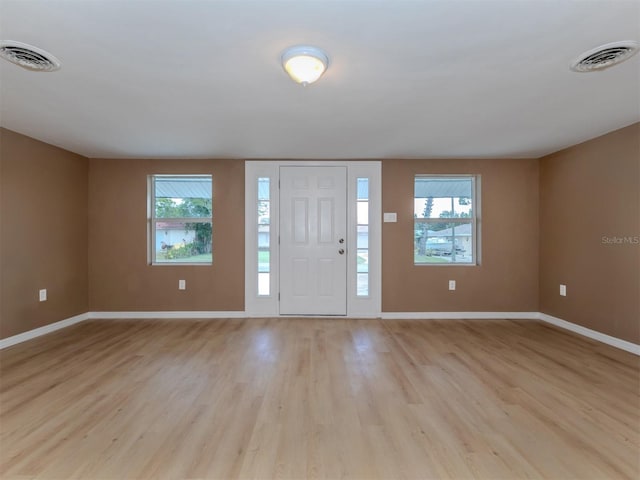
left=381, top=311, right=538, bottom=320
left=539, top=313, right=640, bottom=355
left=2, top=311, right=637, bottom=356
left=88, top=311, right=246, bottom=320
left=382, top=311, right=639, bottom=355
left=0, top=312, right=89, bottom=350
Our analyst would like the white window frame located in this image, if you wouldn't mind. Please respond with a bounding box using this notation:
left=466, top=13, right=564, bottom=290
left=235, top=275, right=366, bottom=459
left=414, top=174, right=481, bottom=266
left=245, top=161, right=381, bottom=317
left=148, top=174, right=213, bottom=266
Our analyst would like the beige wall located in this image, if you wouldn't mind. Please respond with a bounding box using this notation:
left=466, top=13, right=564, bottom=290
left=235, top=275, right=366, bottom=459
left=382, top=158, right=540, bottom=312
left=539, top=123, right=640, bottom=344
left=88, top=158, right=244, bottom=312
left=0, top=128, right=88, bottom=339
left=2, top=124, right=638, bottom=345
left=89, top=157, right=540, bottom=314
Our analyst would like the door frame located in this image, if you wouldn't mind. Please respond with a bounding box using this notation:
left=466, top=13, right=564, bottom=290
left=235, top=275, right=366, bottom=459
left=245, top=161, right=381, bottom=317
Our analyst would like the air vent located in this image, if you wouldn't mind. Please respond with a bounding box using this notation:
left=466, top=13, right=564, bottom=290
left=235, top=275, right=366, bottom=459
left=571, top=41, right=639, bottom=72
left=0, top=41, right=61, bottom=71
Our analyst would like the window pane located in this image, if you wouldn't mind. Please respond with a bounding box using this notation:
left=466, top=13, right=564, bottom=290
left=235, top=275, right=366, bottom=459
left=155, top=220, right=212, bottom=263
left=258, top=224, right=270, bottom=248
left=414, top=177, right=472, bottom=219
left=415, top=177, right=471, bottom=199
left=357, top=202, right=369, bottom=225
left=357, top=273, right=369, bottom=296
left=414, top=196, right=473, bottom=219
left=258, top=249, right=270, bottom=272
left=415, top=220, right=473, bottom=264
left=357, top=225, right=369, bottom=248
left=258, top=273, right=270, bottom=296
left=258, top=177, right=270, bottom=201
left=154, top=176, right=212, bottom=218
left=357, top=178, right=369, bottom=200
left=357, top=249, right=369, bottom=273
left=258, top=201, right=270, bottom=224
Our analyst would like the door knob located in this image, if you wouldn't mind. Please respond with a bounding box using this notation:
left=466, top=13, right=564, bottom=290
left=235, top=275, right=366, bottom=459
left=338, top=238, right=344, bottom=244
left=338, top=248, right=345, bottom=255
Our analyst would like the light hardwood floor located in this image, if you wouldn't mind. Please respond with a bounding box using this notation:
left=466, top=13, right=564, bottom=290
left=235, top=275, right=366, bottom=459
left=0, top=318, right=638, bottom=480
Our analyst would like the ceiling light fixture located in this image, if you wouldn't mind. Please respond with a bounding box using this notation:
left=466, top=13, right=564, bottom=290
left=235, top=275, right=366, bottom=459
left=281, top=45, right=328, bottom=86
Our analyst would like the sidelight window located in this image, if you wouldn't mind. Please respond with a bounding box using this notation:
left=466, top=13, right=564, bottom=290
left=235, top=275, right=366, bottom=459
left=356, top=178, right=369, bottom=295
left=257, top=177, right=271, bottom=295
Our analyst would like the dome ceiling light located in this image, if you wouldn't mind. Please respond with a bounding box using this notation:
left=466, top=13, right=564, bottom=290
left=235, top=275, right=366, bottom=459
left=281, top=45, right=329, bottom=86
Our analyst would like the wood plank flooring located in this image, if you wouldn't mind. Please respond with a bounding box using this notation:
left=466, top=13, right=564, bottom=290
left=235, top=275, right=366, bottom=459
left=0, top=318, right=638, bottom=479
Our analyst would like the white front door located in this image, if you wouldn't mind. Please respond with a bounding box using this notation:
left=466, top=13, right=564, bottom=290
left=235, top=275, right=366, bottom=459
left=279, top=166, right=347, bottom=315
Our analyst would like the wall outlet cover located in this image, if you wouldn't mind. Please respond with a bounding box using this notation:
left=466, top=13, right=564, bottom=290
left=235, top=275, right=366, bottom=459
left=383, top=212, right=397, bottom=223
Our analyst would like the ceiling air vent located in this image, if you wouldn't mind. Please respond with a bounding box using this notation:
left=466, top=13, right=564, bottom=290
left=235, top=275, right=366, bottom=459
left=0, top=41, right=61, bottom=71
left=570, top=41, right=639, bottom=72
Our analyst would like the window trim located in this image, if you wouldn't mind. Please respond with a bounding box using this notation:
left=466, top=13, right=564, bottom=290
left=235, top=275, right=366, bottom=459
left=148, top=174, right=213, bottom=266
left=414, top=174, right=480, bottom=266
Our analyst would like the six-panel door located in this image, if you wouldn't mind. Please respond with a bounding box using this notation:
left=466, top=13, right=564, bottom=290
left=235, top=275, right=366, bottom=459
left=279, top=166, right=347, bottom=315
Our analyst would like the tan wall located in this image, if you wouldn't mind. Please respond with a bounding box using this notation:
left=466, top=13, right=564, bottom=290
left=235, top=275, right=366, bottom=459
left=3, top=125, right=638, bottom=345
left=382, top=158, right=539, bottom=312
left=88, top=158, right=244, bottom=311
left=539, top=123, right=640, bottom=344
left=0, top=128, right=88, bottom=339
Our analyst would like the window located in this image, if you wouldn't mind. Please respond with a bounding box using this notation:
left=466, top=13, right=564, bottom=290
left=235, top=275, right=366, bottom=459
left=149, top=175, right=212, bottom=265
left=414, top=175, right=478, bottom=265
left=356, top=178, right=369, bottom=296
left=257, top=177, right=271, bottom=295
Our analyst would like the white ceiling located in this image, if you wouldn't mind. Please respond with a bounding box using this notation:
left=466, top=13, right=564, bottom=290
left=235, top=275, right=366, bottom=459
left=1, top=0, right=639, bottom=159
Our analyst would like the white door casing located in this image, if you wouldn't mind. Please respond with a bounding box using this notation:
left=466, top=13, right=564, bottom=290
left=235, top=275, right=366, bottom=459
left=245, top=161, right=381, bottom=318
left=279, top=166, right=347, bottom=315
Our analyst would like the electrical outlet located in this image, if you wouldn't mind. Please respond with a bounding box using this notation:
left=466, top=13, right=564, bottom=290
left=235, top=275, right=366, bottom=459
left=39, top=289, right=47, bottom=302
left=560, top=284, right=567, bottom=296
left=178, top=279, right=186, bottom=290
left=449, top=280, right=456, bottom=291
